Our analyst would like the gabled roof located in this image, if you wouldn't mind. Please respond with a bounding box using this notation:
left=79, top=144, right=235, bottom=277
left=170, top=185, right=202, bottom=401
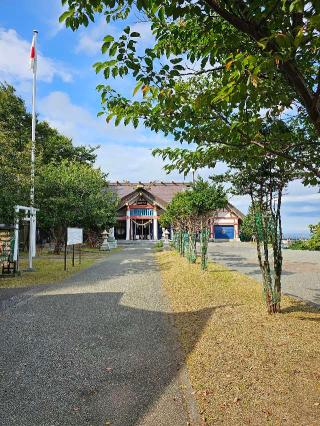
left=110, top=181, right=192, bottom=206
left=227, top=202, right=245, bottom=219
left=118, top=187, right=168, bottom=210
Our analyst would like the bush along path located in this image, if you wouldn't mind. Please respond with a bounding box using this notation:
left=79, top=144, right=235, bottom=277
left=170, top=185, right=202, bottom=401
left=160, top=178, right=227, bottom=270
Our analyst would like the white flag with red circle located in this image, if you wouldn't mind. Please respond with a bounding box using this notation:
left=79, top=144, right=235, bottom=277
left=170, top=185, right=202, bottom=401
left=30, top=33, right=37, bottom=73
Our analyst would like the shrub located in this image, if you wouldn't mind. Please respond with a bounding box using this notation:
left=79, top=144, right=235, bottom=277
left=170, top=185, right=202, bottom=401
left=155, top=240, right=164, bottom=248
left=288, top=240, right=308, bottom=250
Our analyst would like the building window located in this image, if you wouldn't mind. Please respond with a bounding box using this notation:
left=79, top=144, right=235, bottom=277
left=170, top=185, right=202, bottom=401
left=130, top=208, right=153, bottom=217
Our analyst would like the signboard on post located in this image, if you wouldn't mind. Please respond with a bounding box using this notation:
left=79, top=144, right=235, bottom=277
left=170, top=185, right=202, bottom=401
left=65, top=227, right=83, bottom=271
left=67, top=228, right=83, bottom=246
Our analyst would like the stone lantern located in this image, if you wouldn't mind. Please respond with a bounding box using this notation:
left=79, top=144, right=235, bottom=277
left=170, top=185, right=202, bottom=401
left=100, top=228, right=117, bottom=251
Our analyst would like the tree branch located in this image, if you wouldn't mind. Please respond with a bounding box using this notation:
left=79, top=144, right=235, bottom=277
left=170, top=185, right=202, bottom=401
left=181, top=65, right=224, bottom=76
left=204, top=0, right=320, bottom=133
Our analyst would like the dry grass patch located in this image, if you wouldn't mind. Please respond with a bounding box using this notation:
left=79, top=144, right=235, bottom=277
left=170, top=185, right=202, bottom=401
left=156, top=251, right=320, bottom=425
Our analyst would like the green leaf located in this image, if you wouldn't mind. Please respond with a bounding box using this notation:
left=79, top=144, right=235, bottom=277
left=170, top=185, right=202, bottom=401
left=133, top=117, right=139, bottom=128
left=130, top=32, right=140, bottom=37
left=94, top=62, right=105, bottom=74
left=109, top=43, right=118, bottom=56
left=103, top=35, right=114, bottom=44
left=293, top=28, right=304, bottom=48
left=59, top=10, right=74, bottom=23
left=145, top=57, right=153, bottom=67
left=170, top=58, right=183, bottom=64
left=102, top=41, right=111, bottom=54
left=106, top=113, right=114, bottom=123
left=310, top=15, right=320, bottom=30
left=133, top=81, right=143, bottom=96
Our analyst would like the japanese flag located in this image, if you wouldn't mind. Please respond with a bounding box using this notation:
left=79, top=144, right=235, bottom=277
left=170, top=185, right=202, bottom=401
left=30, top=32, right=37, bottom=73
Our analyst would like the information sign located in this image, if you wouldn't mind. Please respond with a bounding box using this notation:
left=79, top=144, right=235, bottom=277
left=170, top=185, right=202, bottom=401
left=67, top=227, right=83, bottom=246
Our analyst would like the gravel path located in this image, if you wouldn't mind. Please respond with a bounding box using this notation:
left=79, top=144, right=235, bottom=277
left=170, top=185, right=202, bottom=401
left=208, top=242, right=320, bottom=305
left=0, top=245, right=198, bottom=426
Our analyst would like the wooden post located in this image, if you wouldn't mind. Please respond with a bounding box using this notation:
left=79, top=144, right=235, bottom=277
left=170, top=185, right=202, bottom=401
left=72, top=244, right=75, bottom=267
left=16, top=224, right=20, bottom=273
left=79, top=244, right=81, bottom=264
left=64, top=239, right=67, bottom=271
left=126, top=206, right=130, bottom=240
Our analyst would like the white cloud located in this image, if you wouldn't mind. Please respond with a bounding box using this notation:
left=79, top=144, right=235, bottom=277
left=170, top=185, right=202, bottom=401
left=76, top=34, right=102, bottom=56
left=38, top=90, right=193, bottom=182
left=283, top=193, right=320, bottom=203
left=38, top=91, right=167, bottom=147
left=0, top=28, right=73, bottom=84
left=96, top=144, right=192, bottom=182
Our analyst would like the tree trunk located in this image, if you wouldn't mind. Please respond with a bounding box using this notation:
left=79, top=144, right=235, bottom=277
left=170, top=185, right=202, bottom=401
left=271, top=189, right=283, bottom=313
left=52, top=227, right=65, bottom=255
left=200, top=225, right=209, bottom=270
left=188, top=229, right=197, bottom=263
left=252, top=194, right=282, bottom=314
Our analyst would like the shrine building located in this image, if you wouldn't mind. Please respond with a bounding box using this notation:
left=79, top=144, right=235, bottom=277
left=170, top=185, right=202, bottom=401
left=110, top=181, right=244, bottom=241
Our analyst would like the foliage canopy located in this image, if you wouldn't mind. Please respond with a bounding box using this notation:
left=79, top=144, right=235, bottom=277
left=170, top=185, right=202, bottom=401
left=0, top=83, right=117, bottom=244
left=61, top=0, right=320, bottom=183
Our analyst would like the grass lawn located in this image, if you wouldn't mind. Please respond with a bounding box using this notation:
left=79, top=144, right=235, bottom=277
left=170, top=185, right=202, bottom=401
left=156, top=251, right=320, bottom=425
left=0, top=247, right=121, bottom=288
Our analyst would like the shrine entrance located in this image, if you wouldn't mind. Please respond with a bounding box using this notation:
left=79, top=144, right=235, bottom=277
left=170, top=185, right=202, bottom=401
left=131, top=219, right=153, bottom=240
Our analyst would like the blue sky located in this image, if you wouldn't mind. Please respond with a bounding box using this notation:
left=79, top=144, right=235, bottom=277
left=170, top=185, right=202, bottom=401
left=0, top=0, right=319, bottom=236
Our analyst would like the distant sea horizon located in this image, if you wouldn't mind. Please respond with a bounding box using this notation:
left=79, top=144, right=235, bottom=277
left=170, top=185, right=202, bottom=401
left=283, top=231, right=310, bottom=240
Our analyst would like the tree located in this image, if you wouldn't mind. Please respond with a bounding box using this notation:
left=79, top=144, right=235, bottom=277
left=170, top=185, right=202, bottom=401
left=0, top=83, right=96, bottom=166
left=0, top=131, right=30, bottom=224
left=222, top=155, right=295, bottom=313
left=308, top=222, right=320, bottom=251
left=160, top=178, right=227, bottom=268
left=153, top=114, right=297, bottom=313
left=36, top=161, right=118, bottom=253
left=61, top=1, right=320, bottom=181
left=0, top=83, right=98, bottom=224
left=291, top=222, right=320, bottom=250
left=239, top=206, right=257, bottom=242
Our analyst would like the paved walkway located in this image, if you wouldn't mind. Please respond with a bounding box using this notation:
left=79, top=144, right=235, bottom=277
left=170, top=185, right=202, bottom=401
left=0, top=246, right=200, bottom=426
left=208, top=242, right=320, bottom=305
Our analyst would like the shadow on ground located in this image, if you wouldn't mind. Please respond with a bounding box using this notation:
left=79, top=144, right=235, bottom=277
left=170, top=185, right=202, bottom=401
left=0, top=248, right=214, bottom=426
left=280, top=296, right=320, bottom=319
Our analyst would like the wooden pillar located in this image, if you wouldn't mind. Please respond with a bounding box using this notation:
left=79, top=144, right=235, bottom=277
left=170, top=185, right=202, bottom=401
left=126, top=207, right=130, bottom=240
left=234, top=220, right=239, bottom=240
left=153, top=206, right=158, bottom=240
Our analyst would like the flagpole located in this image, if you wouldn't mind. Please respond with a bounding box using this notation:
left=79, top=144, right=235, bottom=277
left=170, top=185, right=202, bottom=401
left=28, top=30, right=38, bottom=271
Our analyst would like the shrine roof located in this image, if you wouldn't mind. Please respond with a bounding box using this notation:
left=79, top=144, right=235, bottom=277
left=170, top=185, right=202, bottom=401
left=109, top=181, right=192, bottom=204
left=109, top=181, right=244, bottom=218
